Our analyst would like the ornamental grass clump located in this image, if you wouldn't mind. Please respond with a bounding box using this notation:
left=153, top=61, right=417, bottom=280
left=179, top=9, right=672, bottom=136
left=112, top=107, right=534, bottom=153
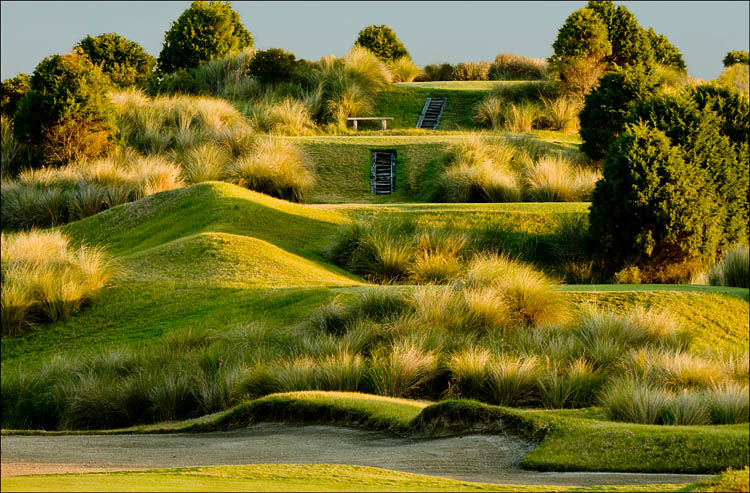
left=1, top=230, right=117, bottom=336
left=437, top=136, right=522, bottom=203
left=709, top=244, right=749, bottom=288
left=368, top=342, right=438, bottom=397
left=226, top=137, right=315, bottom=202
left=524, top=154, right=599, bottom=202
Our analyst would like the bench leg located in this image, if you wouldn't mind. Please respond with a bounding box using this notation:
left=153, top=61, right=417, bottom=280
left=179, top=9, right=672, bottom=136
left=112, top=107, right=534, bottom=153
left=381, top=119, right=387, bottom=130
left=353, top=120, right=357, bottom=131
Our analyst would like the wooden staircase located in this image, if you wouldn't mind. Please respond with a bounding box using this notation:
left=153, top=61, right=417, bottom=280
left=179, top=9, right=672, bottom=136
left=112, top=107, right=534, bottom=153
left=371, top=150, right=396, bottom=194
left=416, top=97, right=446, bottom=129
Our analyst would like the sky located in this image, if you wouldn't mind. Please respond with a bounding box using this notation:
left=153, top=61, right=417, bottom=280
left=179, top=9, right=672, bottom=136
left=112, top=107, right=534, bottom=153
left=1, top=1, right=748, bottom=81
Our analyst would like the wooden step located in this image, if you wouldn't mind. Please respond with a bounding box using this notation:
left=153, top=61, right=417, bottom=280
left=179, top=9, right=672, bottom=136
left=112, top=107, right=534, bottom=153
left=416, top=97, right=446, bottom=129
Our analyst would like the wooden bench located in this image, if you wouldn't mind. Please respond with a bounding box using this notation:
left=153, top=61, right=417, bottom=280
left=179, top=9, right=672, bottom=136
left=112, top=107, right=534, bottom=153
left=347, top=117, right=394, bottom=131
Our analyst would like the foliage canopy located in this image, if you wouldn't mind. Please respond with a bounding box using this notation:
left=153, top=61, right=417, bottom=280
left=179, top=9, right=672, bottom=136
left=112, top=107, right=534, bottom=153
left=354, top=25, right=410, bottom=62
left=158, top=1, right=253, bottom=74
left=75, top=33, right=156, bottom=87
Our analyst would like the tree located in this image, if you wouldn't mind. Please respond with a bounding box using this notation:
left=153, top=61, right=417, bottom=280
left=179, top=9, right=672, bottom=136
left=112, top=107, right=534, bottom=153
left=249, top=48, right=297, bottom=84
left=607, top=5, right=654, bottom=68
left=646, top=28, right=686, bottom=71
left=587, top=1, right=656, bottom=69
left=579, top=65, right=659, bottom=160
left=0, top=73, right=30, bottom=116
left=157, top=1, right=253, bottom=74
left=354, top=25, right=409, bottom=62
left=723, top=50, right=750, bottom=67
left=14, top=49, right=117, bottom=166
left=548, top=7, right=612, bottom=96
left=75, top=33, right=156, bottom=87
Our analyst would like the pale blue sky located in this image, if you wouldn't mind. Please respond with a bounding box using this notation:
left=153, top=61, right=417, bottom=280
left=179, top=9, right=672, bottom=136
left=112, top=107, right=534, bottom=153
left=1, top=1, right=748, bottom=81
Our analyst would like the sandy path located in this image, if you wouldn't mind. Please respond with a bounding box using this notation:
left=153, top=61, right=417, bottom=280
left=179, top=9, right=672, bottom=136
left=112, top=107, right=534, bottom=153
left=1, top=423, right=709, bottom=486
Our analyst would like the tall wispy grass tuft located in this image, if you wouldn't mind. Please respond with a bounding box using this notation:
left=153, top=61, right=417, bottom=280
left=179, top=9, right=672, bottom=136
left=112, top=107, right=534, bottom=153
left=540, top=97, right=581, bottom=134
left=172, top=142, right=232, bottom=184
left=1, top=231, right=117, bottom=336
left=524, top=154, right=600, bottom=202
left=226, top=137, right=315, bottom=202
left=437, top=136, right=522, bottom=203
left=708, top=244, right=749, bottom=288
left=389, top=57, right=422, bottom=83
left=465, top=253, right=569, bottom=327
left=600, top=377, right=671, bottom=424
left=473, top=97, right=504, bottom=130
left=486, top=354, right=540, bottom=406
left=503, top=102, right=539, bottom=132
left=368, top=342, right=437, bottom=397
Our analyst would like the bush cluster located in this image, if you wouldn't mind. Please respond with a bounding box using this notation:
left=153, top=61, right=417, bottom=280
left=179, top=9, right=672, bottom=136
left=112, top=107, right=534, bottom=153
left=422, top=55, right=548, bottom=82
left=354, top=25, right=409, bottom=62
left=14, top=49, right=117, bottom=167
left=588, top=84, right=749, bottom=278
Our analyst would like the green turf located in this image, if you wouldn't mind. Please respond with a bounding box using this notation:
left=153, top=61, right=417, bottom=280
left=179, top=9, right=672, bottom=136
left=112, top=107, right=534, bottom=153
left=0, top=464, right=688, bottom=492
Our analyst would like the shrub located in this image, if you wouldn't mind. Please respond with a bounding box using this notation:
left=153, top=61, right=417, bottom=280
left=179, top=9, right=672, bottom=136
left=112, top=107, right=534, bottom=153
left=75, top=33, right=156, bottom=88
left=0, top=73, right=31, bottom=116
left=452, top=62, right=491, bottom=81
left=157, top=1, right=253, bottom=73
left=588, top=123, right=720, bottom=270
left=14, top=50, right=117, bottom=167
left=1, top=230, right=117, bottom=336
left=489, top=54, right=548, bottom=80
left=227, top=137, right=314, bottom=202
left=388, top=56, right=422, bottom=83
left=723, top=50, right=750, bottom=67
left=578, top=65, right=660, bottom=161
left=708, top=244, right=749, bottom=289
left=354, top=25, right=409, bottom=62
left=249, top=48, right=297, bottom=85
left=548, top=7, right=611, bottom=96
left=601, top=4, right=654, bottom=68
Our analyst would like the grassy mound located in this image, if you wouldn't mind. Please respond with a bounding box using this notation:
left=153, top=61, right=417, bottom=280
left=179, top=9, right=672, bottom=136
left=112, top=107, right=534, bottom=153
left=61, top=181, right=349, bottom=257
left=123, top=232, right=359, bottom=287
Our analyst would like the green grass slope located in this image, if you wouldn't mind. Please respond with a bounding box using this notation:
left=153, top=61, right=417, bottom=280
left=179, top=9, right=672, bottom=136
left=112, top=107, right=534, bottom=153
left=0, top=464, right=690, bottom=493
left=374, top=83, right=498, bottom=130
left=61, top=181, right=350, bottom=257
left=124, top=233, right=359, bottom=287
